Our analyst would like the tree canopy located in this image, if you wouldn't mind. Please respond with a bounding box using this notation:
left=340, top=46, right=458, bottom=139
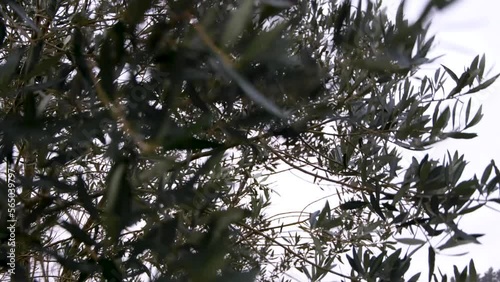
left=0, top=0, right=499, bottom=281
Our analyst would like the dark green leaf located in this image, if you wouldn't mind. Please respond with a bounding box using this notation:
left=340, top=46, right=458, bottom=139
left=458, top=204, right=484, bottom=216
left=395, top=238, right=425, bottom=245
left=382, top=203, right=398, bottom=211
left=446, top=132, right=477, bottom=139
left=220, top=61, right=287, bottom=118
left=409, top=272, right=421, bottom=282
left=223, top=0, right=254, bottom=45
left=340, top=200, right=368, bottom=210
left=469, top=260, right=477, bottom=282
left=428, top=247, right=435, bottom=282
left=465, top=98, right=472, bottom=124
left=434, top=107, right=450, bottom=132
left=465, top=73, right=500, bottom=94
left=104, top=162, right=132, bottom=241
left=370, top=193, right=385, bottom=220
left=76, top=175, right=100, bottom=220
left=470, top=55, right=479, bottom=71
left=489, top=198, right=500, bottom=204
left=97, top=22, right=126, bottom=100
left=465, top=105, right=482, bottom=129
left=481, top=161, right=494, bottom=184
left=163, top=137, right=223, bottom=151
left=478, top=54, right=486, bottom=80
left=485, top=175, right=500, bottom=194
left=59, top=221, right=95, bottom=246
left=441, top=65, right=458, bottom=82
left=347, top=248, right=364, bottom=275
left=438, top=233, right=481, bottom=250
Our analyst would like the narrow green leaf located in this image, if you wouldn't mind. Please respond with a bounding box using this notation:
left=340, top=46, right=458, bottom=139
left=452, top=100, right=459, bottom=129
left=465, top=73, right=500, bottom=94
left=441, top=64, right=458, bottom=82
left=419, top=158, right=431, bottom=181
left=465, top=99, right=472, bottom=124
left=347, top=248, right=365, bottom=275
left=428, top=247, right=435, bottom=282
left=478, top=54, right=486, bottom=81
left=105, top=162, right=132, bottom=241
left=493, top=160, right=500, bottom=176
left=465, top=105, right=482, bottom=129
left=485, top=175, right=500, bottom=194
left=470, top=55, right=479, bottom=71
left=106, top=163, right=126, bottom=214
left=446, top=132, right=477, bottom=139
left=434, top=68, right=441, bottom=85
left=458, top=204, right=484, bottom=215
left=409, top=272, right=421, bottom=282
left=382, top=203, right=398, bottom=211
left=481, top=161, right=493, bottom=184
left=76, top=175, right=100, bottom=220
left=438, top=235, right=479, bottom=251
left=395, top=238, right=426, bottom=245
left=3, top=0, right=40, bottom=33
left=453, top=266, right=461, bottom=281
left=370, top=193, right=385, bottom=220
left=223, top=0, right=254, bottom=45
left=432, top=102, right=441, bottom=127
left=459, top=265, right=468, bottom=282
left=469, top=260, right=477, bottom=282
left=433, top=107, right=450, bottom=133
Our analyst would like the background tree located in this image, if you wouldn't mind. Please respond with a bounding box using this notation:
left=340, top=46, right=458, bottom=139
left=478, top=267, right=500, bottom=282
left=0, top=0, right=499, bottom=281
left=449, top=265, right=500, bottom=282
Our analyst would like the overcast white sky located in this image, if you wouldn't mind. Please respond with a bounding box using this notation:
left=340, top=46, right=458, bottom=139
left=266, top=0, right=500, bottom=280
